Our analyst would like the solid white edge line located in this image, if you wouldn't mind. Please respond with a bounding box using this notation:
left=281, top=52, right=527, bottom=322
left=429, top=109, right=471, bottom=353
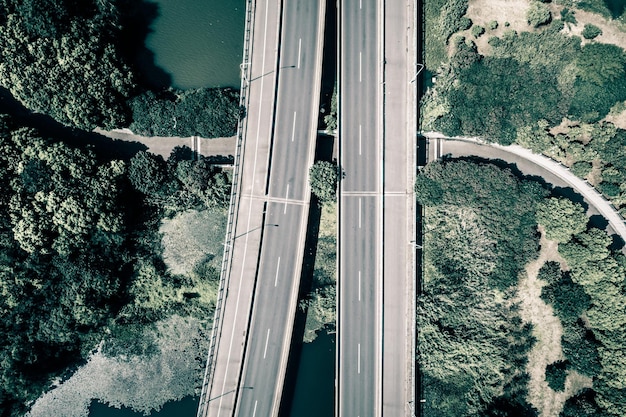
left=217, top=1, right=270, bottom=414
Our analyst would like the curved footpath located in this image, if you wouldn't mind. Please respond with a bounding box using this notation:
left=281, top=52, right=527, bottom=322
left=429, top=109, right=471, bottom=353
left=424, top=132, right=626, bottom=247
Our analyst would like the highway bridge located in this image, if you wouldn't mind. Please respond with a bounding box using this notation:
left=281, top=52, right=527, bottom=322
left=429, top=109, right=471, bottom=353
left=198, top=0, right=419, bottom=415
left=197, top=0, right=325, bottom=416
left=337, top=0, right=418, bottom=415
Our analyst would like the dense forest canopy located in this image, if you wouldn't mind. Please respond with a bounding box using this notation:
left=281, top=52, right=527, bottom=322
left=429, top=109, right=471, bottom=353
left=416, top=159, right=626, bottom=416
left=0, top=0, right=138, bottom=129
left=416, top=160, right=545, bottom=417
left=0, top=113, right=229, bottom=416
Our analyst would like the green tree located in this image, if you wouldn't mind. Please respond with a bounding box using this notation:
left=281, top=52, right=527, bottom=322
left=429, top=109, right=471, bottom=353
left=546, top=360, right=568, bottom=391
left=577, top=43, right=626, bottom=86
left=536, top=197, right=587, bottom=243
left=309, top=161, right=338, bottom=203
left=471, top=24, right=485, bottom=38
left=527, top=1, right=552, bottom=27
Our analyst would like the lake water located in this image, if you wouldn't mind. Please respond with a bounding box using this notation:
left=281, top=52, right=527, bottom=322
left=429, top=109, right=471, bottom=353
left=89, top=396, right=198, bottom=417
left=146, top=0, right=245, bottom=89
left=287, top=330, right=336, bottom=417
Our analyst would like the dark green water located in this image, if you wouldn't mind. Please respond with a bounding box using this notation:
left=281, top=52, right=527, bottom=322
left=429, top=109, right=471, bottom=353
left=146, top=0, right=245, bottom=89
left=288, top=330, right=336, bottom=417
left=603, top=0, right=626, bottom=17
left=89, top=396, right=198, bottom=417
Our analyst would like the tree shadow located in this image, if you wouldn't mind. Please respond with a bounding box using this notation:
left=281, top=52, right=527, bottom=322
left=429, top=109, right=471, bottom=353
left=118, top=0, right=173, bottom=90
left=0, top=87, right=147, bottom=161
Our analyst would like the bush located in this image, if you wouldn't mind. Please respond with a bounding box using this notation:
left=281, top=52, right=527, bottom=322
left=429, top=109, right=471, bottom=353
left=581, top=23, right=602, bottom=39
left=527, top=1, right=552, bottom=27
left=309, top=161, right=338, bottom=203
left=546, top=360, right=568, bottom=391
left=571, top=160, right=593, bottom=177
left=487, top=20, right=499, bottom=30
left=560, top=7, right=577, bottom=25
left=471, top=25, right=485, bottom=38
left=459, top=16, right=472, bottom=31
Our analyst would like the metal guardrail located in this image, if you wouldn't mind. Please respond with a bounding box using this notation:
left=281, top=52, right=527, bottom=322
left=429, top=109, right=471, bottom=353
left=197, top=1, right=256, bottom=415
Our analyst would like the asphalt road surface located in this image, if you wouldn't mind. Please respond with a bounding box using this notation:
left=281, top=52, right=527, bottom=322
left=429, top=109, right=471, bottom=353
left=201, top=1, right=282, bottom=415
left=338, top=0, right=383, bottom=415
left=235, top=1, right=325, bottom=416
left=381, top=0, right=417, bottom=415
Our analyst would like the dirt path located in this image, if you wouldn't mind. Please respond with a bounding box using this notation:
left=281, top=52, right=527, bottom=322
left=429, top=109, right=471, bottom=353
left=518, top=229, right=592, bottom=417
left=94, top=128, right=236, bottom=159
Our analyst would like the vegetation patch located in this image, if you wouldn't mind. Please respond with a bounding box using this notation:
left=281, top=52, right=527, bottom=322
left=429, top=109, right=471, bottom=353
left=417, top=159, right=626, bottom=416
left=26, top=315, right=209, bottom=417
left=128, top=88, right=240, bottom=138
left=0, top=113, right=229, bottom=416
left=301, top=202, right=336, bottom=343
left=0, top=0, right=137, bottom=129
left=416, top=160, right=544, bottom=416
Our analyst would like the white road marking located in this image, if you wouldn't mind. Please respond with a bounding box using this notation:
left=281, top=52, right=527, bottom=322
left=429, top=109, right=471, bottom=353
left=358, top=343, right=361, bottom=374
left=263, top=328, right=271, bottom=359
left=358, top=198, right=362, bottom=228
left=252, top=401, right=258, bottom=417
left=358, top=271, right=361, bottom=301
left=291, top=111, right=297, bottom=142
left=360, top=0, right=362, bottom=9
left=359, top=51, right=362, bottom=83
left=274, top=257, right=281, bottom=287
left=217, top=3, right=270, bottom=414
left=284, top=184, right=290, bottom=214
left=359, top=124, right=362, bottom=155
left=297, top=38, right=302, bottom=68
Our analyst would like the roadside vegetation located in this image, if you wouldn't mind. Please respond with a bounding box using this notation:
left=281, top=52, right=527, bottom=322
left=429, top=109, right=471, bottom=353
left=128, top=87, right=240, bottom=138
left=421, top=0, right=626, bottom=228
left=416, top=159, right=626, bottom=416
left=0, top=0, right=240, bottom=137
left=301, top=202, right=337, bottom=343
left=416, top=160, right=543, bottom=417
left=0, top=113, right=230, bottom=416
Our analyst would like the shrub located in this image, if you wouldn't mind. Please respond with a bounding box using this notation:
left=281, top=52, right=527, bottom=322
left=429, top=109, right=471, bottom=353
left=546, top=360, right=568, bottom=391
left=487, top=20, right=499, bottom=30
left=439, top=0, right=471, bottom=42
left=527, top=1, right=552, bottom=27
left=471, top=25, right=485, bottom=38
left=560, top=7, right=577, bottom=25
left=571, top=160, right=593, bottom=177
left=582, top=23, right=603, bottom=39
left=459, top=16, right=473, bottom=31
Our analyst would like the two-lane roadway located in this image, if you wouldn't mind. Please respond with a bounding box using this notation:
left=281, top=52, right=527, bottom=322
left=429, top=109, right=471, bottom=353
left=235, top=1, right=325, bottom=416
left=338, top=0, right=383, bottom=415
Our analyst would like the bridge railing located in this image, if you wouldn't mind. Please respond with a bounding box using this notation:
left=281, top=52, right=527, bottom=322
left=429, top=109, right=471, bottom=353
left=197, top=0, right=256, bottom=415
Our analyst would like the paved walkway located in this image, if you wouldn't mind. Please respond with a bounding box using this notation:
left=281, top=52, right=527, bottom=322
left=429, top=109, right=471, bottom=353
left=94, top=128, right=236, bottom=159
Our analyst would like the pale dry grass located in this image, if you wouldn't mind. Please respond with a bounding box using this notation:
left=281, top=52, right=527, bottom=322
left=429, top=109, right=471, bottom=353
left=465, top=0, right=531, bottom=54
left=160, top=209, right=227, bottom=276
left=560, top=7, right=626, bottom=49
left=518, top=228, right=592, bottom=417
